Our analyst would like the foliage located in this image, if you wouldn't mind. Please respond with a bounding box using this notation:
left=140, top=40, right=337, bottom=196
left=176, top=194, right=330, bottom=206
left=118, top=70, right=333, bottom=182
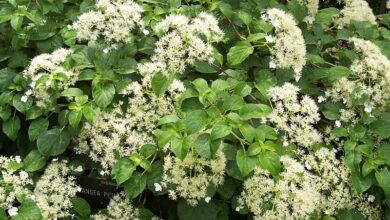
left=0, top=0, right=390, bottom=219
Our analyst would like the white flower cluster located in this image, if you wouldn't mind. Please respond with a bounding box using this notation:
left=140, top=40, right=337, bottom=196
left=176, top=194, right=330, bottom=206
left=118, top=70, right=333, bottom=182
left=267, top=83, right=322, bottom=148
left=70, top=0, right=144, bottom=46
left=0, top=156, right=32, bottom=209
left=262, top=8, right=306, bottom=81
left=238, top=148, right=381, bottom=220
left=34, top=160, right=80, bottom=219
left=75, top=77, right=185, bottom=170
left=92, top=193, right=140, bottom=220
left=162, top=150, right=226, bottom=206
left=295, top=0, right=319, bottom=23
left=336, top=0, right=376, bottom=28
left=138, top=12, right=224, bottom=77
left=388, top=0, right=390, bottom=9
left=326, top=38, right=390, bottom=112
left=23, top=48, right=75, bottom=108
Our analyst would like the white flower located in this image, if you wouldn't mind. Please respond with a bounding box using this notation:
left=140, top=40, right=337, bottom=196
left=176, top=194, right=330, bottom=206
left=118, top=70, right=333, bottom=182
left=76, top=187, right=82, bottom=192
left=31, top=195, right=36, bottom=200
left=71, top=0, right=144, bottom=45
left=283, top=141, right=289, bottom=147
left=8, top=207, right=18, bottom=216
left=142, top=29, right=150, bottom=35
left=138, top=12, right=223, bottom=78
left=317, top=96, right=326, bottom=103
left=21, top=96, right=28, bottom=103
left=269, top=61, right=277, bottom=69
left=14, top=155, right=22, bottom=163
left=304, top=16, right=315, bottom=24
left=235, top=207, right=240, bottom=212
left=337, top=0, right=376, bottom=27
left=364, top=104, right=372, bottom=113
left=262, top=8, right=306, bottom=81
left=205, top=196, right=211, bottom=203
left=304, top=161, right=312, bottom=170
left=335, top=120, right=341, bottom=127
left=368, top=195, right=375, bottom=203
left=265, top=35, right=274, bottom=43
left=74, top=165, right=83, bottom=172
left=268, top=83, right=322, bottom=148
left=103, top=48, right=109, bottom=54
left=154, top=183, right=162, bottom=192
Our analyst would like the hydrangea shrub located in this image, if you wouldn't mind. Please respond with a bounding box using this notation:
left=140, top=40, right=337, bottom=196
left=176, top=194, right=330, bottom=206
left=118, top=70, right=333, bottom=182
left=0, top=0, right=390, bottom=219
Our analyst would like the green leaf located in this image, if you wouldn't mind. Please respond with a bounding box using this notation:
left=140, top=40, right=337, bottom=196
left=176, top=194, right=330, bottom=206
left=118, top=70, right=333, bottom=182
left=124, top=172, right=147, bottom=199
left=211, top=121, right=231, bottom=140
left=222, top=95, right=245, bottom=111
left=375, top=170, right=390, bottom=195
left=239, top=104, right=272, bottom=120
left=71, top=197, right=91, bottom=218
left=24, top=150, right=47, bottom=172
left=37, top=128, right=71, bottom=156
left=194, top=62, right=217, bottom=74
left=111, top=158, right=135, bottom=185
left=114, top=58, right=137, bottom=74
left=10, top=16, right=23, bottom=31
left=236, top=149, right=258, bottom=177
left=351, top=172, right=373, bottom=193
left=246, top=33, right=266, bottom=42
left=28, top=118, right=49, bottom=141
left=337, top=209, right=365, bottom=220
left=2, top=116, right=20, bottom=140
left=68, top=110, right=82, bottom=128
left=327, top=66, right=350, bottom=82
left=61, top=88, right=84, bottom=97
left=12, top=94, right=32, bottom=113
left=286, top=0, right=308, bottom=22
left=184, top=110, right=208, bottom=134
left=0, top=68, right=16, bottom=91
left=193, top=78, right=209, bottom=93
left=0, top=106, right=11, bottom=121
left=195, top=133, right=214, bottom=159
left=151, top=72, right=173, bottom=96
left=227, top=42, right=254, bottom=66
left=376, top=143, right=390, bottom=165
left=26, top=107, right=43, bottom=120
left=92, top=81, right=115, bottom=108
left=13, top=200, right=42, bottom=220
left=82, top=103, right=100, bottom=124
left=258, top=151, right=281, bottom=177
left=177, top=200, right=220, bottom=220
left=371, top=113, right=390, bottom=138
left=217, top=177, right=235, bottom=200
left=171, top=137, right=190, bottom=160
left=237, top=10, right=252, bottom=26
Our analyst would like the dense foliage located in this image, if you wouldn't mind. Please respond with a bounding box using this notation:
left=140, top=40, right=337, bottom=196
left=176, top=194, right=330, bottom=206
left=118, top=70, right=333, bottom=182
left=1, top=0, right=390, bottom=219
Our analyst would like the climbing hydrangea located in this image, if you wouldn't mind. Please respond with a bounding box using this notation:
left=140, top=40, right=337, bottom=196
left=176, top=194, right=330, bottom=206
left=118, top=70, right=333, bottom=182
left=295, top=0, right=319, bottom=23
left=336, top=0, right=377, bottom=27
left=74, top=77, right=185, bottom=170
left=262, top=8, right=306, bottom=81
left=92, top=193, right=141, bottom=220
left=138, top=12, right=224, bottom=77
left=238, top=148, right=381, bottom=220
left=325, top=38, right=390, bottom=114
left=0, top=156, right=32, bottom=209
left=23, top=48, right=75, bottom=109
left=70, top=0, right=144, bottom=46
left=162, top=150, right=226, bottom=206
left=267, top=83, right=322, bottom=147
left=34, top=160, right=80, bottom=219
